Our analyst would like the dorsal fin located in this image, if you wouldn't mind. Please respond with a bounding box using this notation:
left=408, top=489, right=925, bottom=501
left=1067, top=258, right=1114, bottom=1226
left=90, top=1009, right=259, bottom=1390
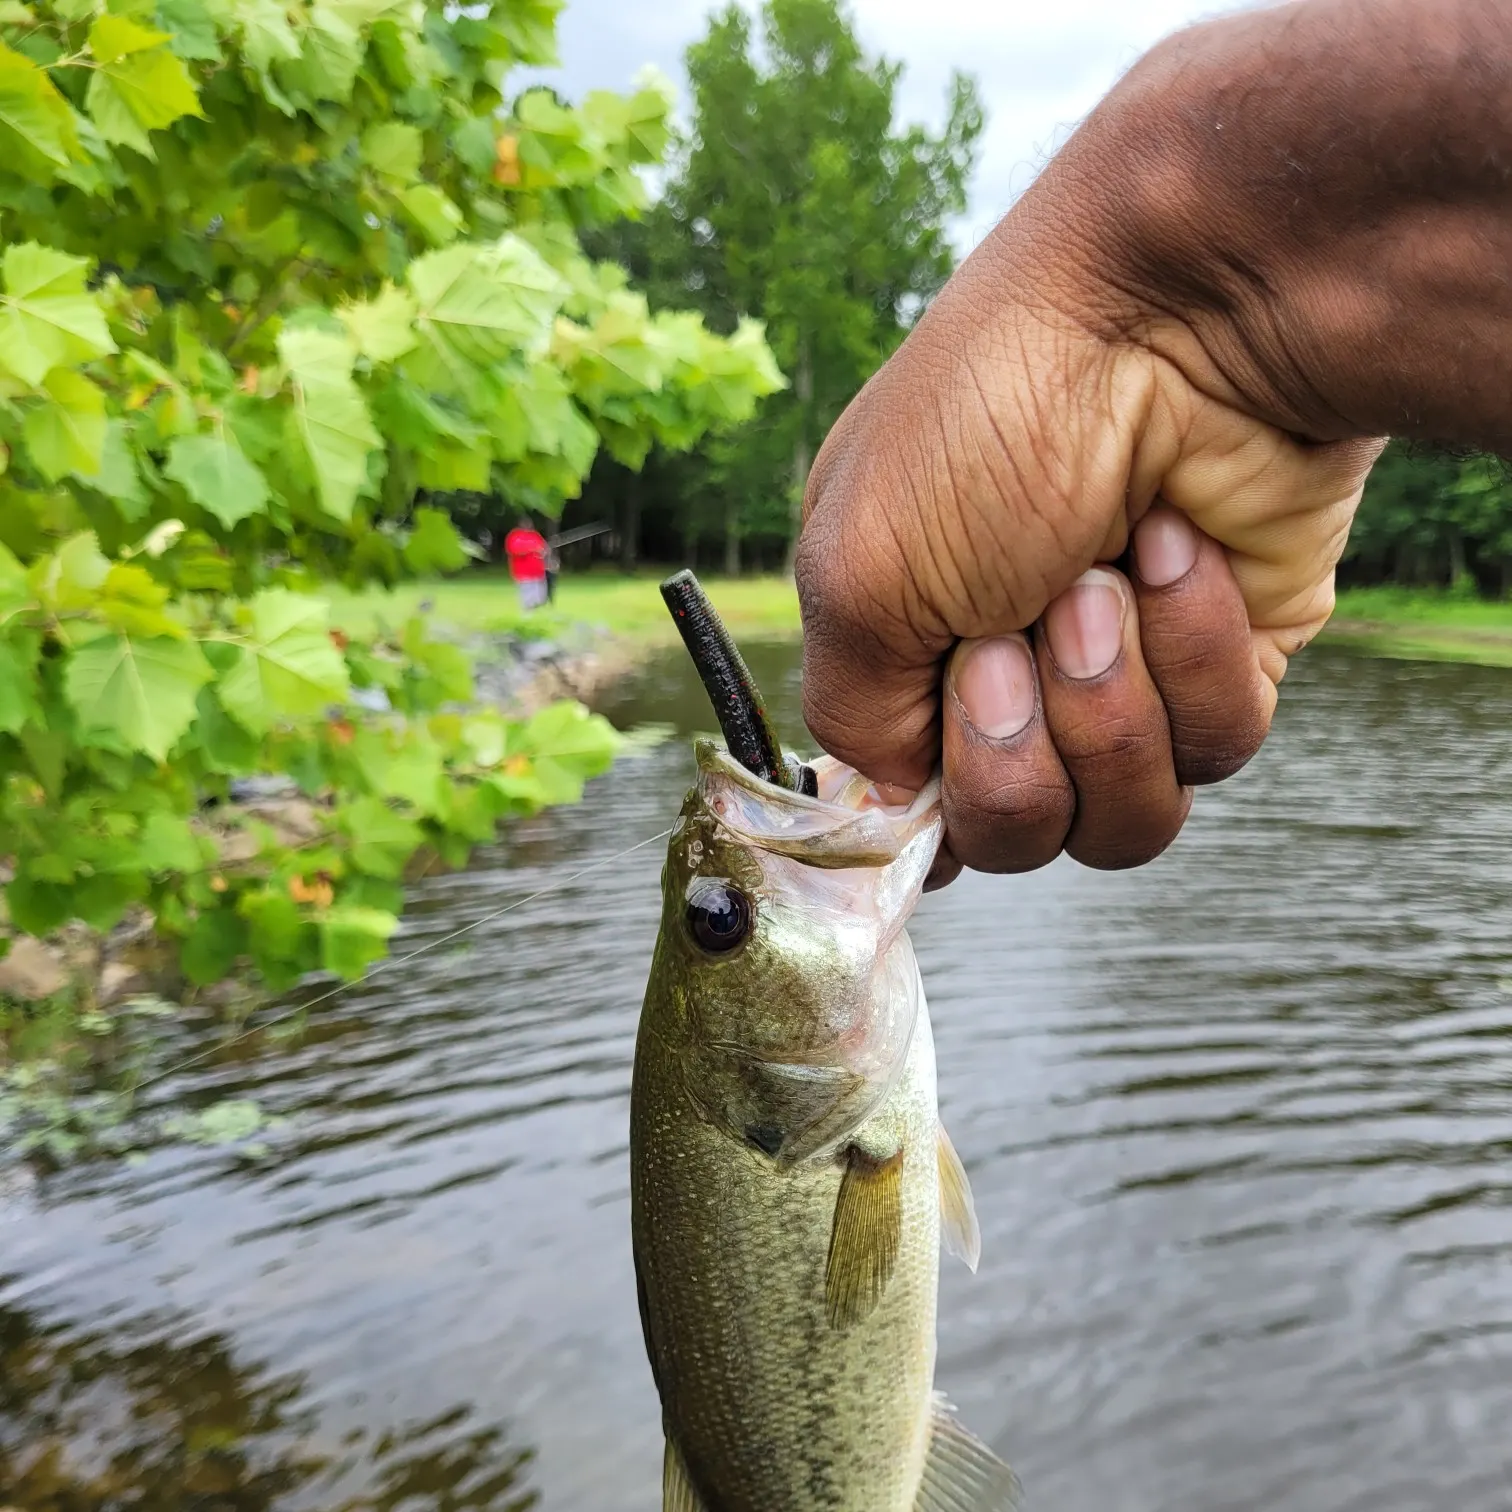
left=937, top=1121, right=982, bottom=1272
left=914, top=1395, right=1022, bottom=1511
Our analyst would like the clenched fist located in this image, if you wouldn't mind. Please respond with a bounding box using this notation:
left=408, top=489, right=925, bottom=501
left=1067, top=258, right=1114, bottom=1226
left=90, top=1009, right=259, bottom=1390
left=797, top=0, right=1512, bottom=885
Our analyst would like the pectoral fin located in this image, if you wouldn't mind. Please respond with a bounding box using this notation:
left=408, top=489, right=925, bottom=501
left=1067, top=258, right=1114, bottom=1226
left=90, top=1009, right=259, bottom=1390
left=937, top=1121, right=981, bottom=1272
left=663, top=1435, right=708, bottom=1512
left=914, top=1395, right=1022, bottom=1511
left=825, top=1143, right=904, bottom=1329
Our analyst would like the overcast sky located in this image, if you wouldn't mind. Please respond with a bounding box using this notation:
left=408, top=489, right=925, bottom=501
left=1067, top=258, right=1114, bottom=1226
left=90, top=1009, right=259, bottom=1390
left=535, top=0, right=1258, bottom=251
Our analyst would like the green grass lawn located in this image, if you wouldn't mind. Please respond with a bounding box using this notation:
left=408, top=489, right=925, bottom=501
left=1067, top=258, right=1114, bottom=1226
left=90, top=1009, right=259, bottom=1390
left=325, top=568, right=803, bottom=644
left=1332, top=585, right=1512, bottom=631
left=327, top=570, right=1512, bottom=669
left=1326, top=586, right=1512, bottom=665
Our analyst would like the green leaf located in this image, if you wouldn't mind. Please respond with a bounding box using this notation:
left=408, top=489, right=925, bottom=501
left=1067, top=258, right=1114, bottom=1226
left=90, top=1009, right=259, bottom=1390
left=408, top=637, right=471, bottom=704
left=217, top=587, right=350, bottom=733
left=6, top=873, right=72, bottom=935
left=165, top=429, right=270, bottom=528
left=88, top=13, right=171, bottom=63
left=407, top=237, right=566, bottom=369
left=29, top=529, right=109, bottom=611
left=319, top=903, right=397, bottom=979
left=517, top=699, right=620, bottom=777
left=340, top=795, right=423, bottom=878
left=82, top=420, right=151, bottom=521
left=0, top=636, right=41, bottom=733
left=213, top=0, right=300, bottom=74
left=277, top=327, right=381, bottom=523
left=138, top=811, right=203, bottom=872
left=86, top=15, right=203, bottom=157
left=402, top=506, right=468, bottom=574
left=23, top=370, right=107, bottom=483
left=193, top=684, right=260, bottom=771
left=181, top=906, right=245, bottom=984
left=398, top=182, right=463, bottom=246
left=98, top=561, right=186, bottom=637
left=241, top=888, right=312, bottom=985
left=64, top=631, right=212, bottom=758
left=338, top=282, right=417, bottom=363
left=494, top=0, right=560, bottom=65
left=156, top=0, right=222, bottom=60
left=0, top=40, right=82, bottom=180
left=362, top=120, right=421, bottom=182
left=0, top=242, right=117, bottom=388
left=279, top=2, right=362, bottom=104
left=352, top=726, right=445, bottom=812
left=73, top=869, right=149, bottom=931
left=0, top=539, right=30, bottom=623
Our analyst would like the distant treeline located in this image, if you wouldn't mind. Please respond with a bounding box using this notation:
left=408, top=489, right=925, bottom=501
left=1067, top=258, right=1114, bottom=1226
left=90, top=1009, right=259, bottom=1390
left=1341, top=442, right=1512, bottom=595
left=529, top=3, right=1512, bottom=595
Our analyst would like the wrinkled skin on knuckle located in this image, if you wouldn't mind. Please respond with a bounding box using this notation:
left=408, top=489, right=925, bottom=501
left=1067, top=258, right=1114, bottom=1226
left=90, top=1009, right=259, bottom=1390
left=1140, top=634, right=1271, bottom=784
left=944, top=766, right=1074, bottom=874
left=795, top=530, right=942, bottom=786
left=1066, top=798, right=1190, bottom=871
left=1171, top=708, right=1269, bottom=786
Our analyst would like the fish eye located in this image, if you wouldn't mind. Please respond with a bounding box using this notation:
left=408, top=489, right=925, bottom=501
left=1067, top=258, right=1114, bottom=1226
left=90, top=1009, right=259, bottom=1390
left=685, top=880, right=752, bottom=955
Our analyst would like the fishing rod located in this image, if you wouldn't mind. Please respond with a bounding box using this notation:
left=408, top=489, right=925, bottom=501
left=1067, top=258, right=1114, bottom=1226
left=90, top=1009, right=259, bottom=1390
left=547, top=521, right=612, bottom=549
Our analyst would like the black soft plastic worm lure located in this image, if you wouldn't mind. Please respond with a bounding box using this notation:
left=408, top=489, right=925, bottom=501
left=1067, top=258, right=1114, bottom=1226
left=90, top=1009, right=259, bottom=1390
left=660, top=569, right=817, bottom=796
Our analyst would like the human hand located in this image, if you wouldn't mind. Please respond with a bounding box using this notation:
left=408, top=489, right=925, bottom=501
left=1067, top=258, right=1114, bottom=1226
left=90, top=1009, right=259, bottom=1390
left=797, top=0, right=1512, bottom=884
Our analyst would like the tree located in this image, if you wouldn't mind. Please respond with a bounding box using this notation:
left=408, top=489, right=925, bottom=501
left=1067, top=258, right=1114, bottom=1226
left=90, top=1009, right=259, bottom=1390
left=1342, top=443, right=1512, bottom=594
left=587, top=0, right=982, bottom=570
left=0, top=0, right=782, bottom=1002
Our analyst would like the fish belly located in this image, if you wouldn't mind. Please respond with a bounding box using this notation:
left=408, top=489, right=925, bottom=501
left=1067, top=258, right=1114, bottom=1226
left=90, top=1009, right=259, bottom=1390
left=632, top=1010, right=942, bottom=1512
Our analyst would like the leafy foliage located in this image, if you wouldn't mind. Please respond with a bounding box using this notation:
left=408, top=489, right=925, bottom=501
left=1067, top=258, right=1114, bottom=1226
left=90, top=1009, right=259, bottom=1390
left=1343, top=443, right=1512, bottom=595
left=580, top=0, right=981, bottom=569
left=0, top=0, right=782, bottom=998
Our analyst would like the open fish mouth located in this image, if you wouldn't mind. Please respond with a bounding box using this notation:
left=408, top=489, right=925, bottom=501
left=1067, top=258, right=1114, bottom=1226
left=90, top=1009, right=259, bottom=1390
left=693, top=740, right=942, bottom=871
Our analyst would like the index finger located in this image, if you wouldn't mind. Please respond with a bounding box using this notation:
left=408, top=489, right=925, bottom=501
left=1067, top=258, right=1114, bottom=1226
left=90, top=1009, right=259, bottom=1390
left=794, top=281, right=1125, bottom=790
left=795, top=447, right=950, bottom=791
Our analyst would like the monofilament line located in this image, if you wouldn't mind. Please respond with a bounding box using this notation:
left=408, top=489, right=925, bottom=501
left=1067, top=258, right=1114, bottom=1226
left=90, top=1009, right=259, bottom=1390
left=123, top=825, right=674, bottom=1098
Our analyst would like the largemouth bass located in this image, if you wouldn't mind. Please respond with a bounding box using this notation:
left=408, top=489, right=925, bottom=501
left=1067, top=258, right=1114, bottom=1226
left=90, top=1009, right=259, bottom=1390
left=631, top=738, right=1020, bottom=1512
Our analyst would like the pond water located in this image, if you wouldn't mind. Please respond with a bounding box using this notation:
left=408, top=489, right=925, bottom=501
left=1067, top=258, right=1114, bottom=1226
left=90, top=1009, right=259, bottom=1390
left=4, top=643, right=1512, bottom=1511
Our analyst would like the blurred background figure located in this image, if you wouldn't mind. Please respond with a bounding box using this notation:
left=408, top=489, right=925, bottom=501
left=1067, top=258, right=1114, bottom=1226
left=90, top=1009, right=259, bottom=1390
left=505, top=517, right=550, bottom=611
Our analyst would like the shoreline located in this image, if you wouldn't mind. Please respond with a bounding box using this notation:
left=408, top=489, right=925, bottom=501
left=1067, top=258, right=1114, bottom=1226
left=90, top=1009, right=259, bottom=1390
left=7, top=580, right=1510, bottom=1027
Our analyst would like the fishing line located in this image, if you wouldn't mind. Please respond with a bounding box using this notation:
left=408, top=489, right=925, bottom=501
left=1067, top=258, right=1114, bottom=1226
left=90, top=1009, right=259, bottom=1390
left=120, top=824, right=674, bottom=1100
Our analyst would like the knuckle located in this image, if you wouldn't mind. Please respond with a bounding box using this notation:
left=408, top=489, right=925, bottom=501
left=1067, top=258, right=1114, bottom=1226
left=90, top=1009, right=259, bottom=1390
left=1067, top=789, right=1192, bottom=871
left=944, top=766, right=1074, bottom=874
left=1172, top=723, right=1266, bottom=785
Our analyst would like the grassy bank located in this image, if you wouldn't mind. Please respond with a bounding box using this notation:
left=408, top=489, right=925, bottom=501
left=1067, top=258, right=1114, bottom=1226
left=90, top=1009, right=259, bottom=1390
left=325, top=570, right=803, bottom=645
left=328, top=571, right=1512, bottom=671
left=1327, top=587, right=1512, bottom=666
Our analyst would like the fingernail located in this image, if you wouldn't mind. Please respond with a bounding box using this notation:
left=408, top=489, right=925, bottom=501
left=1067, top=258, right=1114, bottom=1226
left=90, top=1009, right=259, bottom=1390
left=1043, top=569, right=1123, bottom=679
left=952, top=634, right=1036, bottom=739
left=1133, top=508, right=1198, bottom=587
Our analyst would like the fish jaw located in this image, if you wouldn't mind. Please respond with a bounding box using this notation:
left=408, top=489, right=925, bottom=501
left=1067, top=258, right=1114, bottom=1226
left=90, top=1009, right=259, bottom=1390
left=658, top=743, right=942, bottom=1159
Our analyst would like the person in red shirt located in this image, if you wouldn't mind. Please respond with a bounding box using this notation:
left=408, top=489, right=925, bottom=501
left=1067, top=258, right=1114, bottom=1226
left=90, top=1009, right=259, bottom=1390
left=503, top=517, right=549, bottom=610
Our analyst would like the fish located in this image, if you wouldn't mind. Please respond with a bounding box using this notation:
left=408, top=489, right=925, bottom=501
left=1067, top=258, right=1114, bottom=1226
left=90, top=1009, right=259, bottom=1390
left=630, top=733, right=1021, bottom=1512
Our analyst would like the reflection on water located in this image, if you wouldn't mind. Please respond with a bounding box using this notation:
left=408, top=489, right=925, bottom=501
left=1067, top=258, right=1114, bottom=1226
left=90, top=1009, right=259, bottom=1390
left=5, top=643, right=1512, bottom=1510
left=0, top=1299, right=535, bottom=1509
